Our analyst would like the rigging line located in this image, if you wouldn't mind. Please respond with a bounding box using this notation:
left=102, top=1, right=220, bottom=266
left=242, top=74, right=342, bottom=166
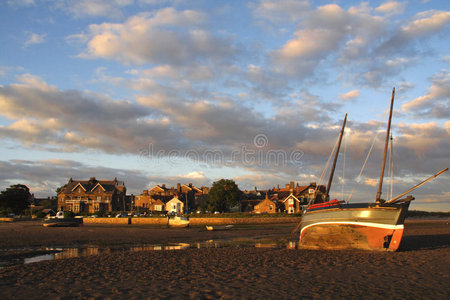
left=310, top=134, right=340, bottom=205
left=389, top=134, right=394, bottom=200
left=346, top=113, right=388, bottom=203
left=342, top=130, right=348, bottom=201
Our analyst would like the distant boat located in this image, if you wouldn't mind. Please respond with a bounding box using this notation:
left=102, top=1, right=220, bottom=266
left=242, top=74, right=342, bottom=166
left=206, top=225, right=234, bottom=231
left=299, top=89, right=447, bottom=251
left=43, top=211, right=83, bottom=227
left=168, top=215, right=190, bottom=228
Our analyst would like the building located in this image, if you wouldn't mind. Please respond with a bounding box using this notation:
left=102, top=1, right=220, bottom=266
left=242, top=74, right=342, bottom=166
left=134, top=183, right=208, bottom=213
left=134, top=190, right=165, bottom=212
left=165, top=196, right=184, bottom=214
left=272, top=182, right=326, bottom=213
left=57, top=177, right=127, bottom=213
left=253, top=194, right=277, bottom=214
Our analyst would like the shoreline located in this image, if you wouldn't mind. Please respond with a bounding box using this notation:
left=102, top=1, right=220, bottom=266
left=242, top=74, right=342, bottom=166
left=0, top=219, right=448, bottom=299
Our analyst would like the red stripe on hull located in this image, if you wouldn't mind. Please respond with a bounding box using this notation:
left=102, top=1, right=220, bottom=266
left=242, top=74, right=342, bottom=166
left=300, top=224, right=405, bottom=251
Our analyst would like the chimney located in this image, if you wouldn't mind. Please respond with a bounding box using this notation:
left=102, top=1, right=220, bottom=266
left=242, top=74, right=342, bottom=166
left=290, top=181, right=294, bottom=189
left=277, top=184, right=279, bottom=190
left=177, top=183, right=181, bottom=192
left=162, top=184, right=166, bottom=188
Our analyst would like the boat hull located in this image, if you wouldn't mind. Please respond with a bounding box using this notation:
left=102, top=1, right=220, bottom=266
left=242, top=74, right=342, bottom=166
left=168, top=216, right=190, bottom=228
left=299, top=202, right=409, bottom=251
left=43, top=218, right=83, bottom=227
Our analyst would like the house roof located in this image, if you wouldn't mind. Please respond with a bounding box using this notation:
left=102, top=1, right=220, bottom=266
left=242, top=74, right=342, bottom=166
left=59, top=177, right=125, bottom=194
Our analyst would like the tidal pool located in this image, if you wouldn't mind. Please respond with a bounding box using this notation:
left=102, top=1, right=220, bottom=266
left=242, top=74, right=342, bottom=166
left=0, top=239, right=298, bottom=267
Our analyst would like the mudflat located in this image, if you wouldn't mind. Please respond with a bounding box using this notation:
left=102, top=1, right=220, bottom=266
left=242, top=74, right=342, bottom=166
left=0, top=219, right=449, bottom=299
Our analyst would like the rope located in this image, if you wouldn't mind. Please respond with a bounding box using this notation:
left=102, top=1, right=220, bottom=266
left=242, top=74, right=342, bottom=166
left=346, top=111, right=389, bottom=203
left=342, top=130, right=348, bottom=200
left=309, top=135, right=340, bottom=206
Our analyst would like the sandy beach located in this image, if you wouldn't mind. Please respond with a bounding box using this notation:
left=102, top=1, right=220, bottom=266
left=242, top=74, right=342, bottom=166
left=0, top=219, right=449, bottom=299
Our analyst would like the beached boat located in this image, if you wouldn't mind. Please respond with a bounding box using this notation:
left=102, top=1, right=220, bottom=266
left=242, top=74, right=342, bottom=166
left=43, top=211, right=83, bottom=227
left=299, top=89, right=447, bottom=251
left=168, top=215, right=190, bottom=228
left=206, top=225, right=234, bottom=231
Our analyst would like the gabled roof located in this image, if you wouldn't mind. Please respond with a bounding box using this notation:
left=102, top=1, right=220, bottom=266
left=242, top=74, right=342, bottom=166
left=60, top=178, right=124, bottom=194
left=71, top=182, right=86, bottom=192
left=282, top=193, right=301, bottom=203
left=92, top=183, right=106, bottom=192
left=149, top=185, right=167, bottom=192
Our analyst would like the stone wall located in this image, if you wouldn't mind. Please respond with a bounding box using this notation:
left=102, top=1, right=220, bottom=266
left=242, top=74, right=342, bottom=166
left=83, top=217, right=301, bottom=225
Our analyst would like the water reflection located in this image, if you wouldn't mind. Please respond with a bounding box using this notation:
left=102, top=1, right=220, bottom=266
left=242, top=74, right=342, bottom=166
left=2, top=239, right=299, bottom=267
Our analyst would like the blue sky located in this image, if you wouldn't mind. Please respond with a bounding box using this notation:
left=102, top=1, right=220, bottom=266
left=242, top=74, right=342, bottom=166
left=0, top=0, right=448, bottom=211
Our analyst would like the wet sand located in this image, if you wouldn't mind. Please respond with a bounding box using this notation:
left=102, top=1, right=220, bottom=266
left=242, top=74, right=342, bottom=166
left=0, top=219, right=449, bottom=299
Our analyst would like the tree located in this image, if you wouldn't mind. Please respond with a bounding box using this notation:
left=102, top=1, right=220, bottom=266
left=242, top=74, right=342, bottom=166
left=0, top=184, right=31, bottom=215
left=207, top=179, right=242, bottom=212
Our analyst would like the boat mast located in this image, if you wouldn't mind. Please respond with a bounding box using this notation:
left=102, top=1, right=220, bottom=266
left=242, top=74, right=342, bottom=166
left=325, top=113, right=347, bottom=200
left=376, top=88, right=395, bottom=203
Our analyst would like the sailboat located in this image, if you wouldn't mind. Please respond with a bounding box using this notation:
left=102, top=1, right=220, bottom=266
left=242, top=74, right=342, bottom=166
left=299, top=88, right=447, bottom=251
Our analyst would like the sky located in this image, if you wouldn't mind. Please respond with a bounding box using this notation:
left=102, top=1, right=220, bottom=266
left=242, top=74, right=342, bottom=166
left=0, top=0, right=448, bottom=211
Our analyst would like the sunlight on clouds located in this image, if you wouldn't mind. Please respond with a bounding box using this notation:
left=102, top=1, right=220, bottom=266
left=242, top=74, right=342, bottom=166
left=178, top=171, right=206, bottom=180
left=364, top=178, right=378, bottom=187
left=375, top=2, right=405, bottom=16
left=402, top=11, right=450, bottom=38
left=338, top=90, right=360, bottom=101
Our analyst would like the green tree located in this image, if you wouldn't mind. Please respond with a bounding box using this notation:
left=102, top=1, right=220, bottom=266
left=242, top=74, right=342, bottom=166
left=207, top=179, right=242, bottom=212
left=0, top=184, right=31, bottom=214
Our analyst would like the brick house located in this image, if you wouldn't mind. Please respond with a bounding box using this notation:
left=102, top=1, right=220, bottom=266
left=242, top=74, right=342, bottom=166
left=134, top=190, right=165, bottom=212
left=253, top=194, right=277, bottom=214
left=136, top=183, right=207, bottom=212
left=57, top=177, right=127, bottom=213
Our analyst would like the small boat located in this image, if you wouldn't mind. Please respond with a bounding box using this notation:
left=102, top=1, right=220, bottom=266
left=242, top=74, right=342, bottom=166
left=168, top=215, right=190, bottom=228
left=206, top=225, right=234, bottom=231
left=43, top=211, right=83, bottom=227
left=298, top=89, right=447, bottom=251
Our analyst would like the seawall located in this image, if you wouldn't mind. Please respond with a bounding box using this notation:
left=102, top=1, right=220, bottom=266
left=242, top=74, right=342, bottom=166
left=83, top=217, right=301, bottom=225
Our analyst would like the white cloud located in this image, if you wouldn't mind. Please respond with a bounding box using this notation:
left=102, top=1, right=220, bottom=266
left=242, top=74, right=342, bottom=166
left=24, top=33, right=46, bottom=47
left=401, top=71, right=450, bottom=119
left=72, top=8, right=235, bottom=66
left=338, top=90, right=360, bottom=101
left=375, top=2, right=406, bottom=16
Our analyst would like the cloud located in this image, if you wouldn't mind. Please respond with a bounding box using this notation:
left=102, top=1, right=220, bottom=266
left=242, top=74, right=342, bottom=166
left=377, top=10, right=450, bottom=55
left=63, top=0, right=133, bottom=19
left=24, top=33, right=47, bottom=47
left=401, top=70, right=450, bottom=119
left=251, top=0, right=311, bottom=25
left=71, top=8, right=235, bottom=66
left=0, top=159, right=149, bottom=197
left=375, top=2, right=406, bottom=16
left=338, top=90, right=360, bottom=101
left=6, top=0, right=35, bottom=7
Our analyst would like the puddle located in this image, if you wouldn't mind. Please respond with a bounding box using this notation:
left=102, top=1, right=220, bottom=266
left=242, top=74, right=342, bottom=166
left=0, top=239, right=298, bottom=267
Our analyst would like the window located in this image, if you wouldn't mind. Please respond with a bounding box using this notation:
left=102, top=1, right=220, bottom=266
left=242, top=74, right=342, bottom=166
left=269, top=205, right=273, bottom=210
left=74, top=204, right=80, bottom=212
left=96, top=196, right=101, bottom=201
left=309, top=188, right=314, bottom=194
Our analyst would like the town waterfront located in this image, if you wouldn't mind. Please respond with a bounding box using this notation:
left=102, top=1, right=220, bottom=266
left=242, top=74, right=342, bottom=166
left=0, top=219, right=449, bottom=299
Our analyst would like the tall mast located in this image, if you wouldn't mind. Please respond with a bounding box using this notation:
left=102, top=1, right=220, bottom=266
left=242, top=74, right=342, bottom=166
left=376, top=88, right=395, bottom=202
left=326, top=113, right=347, bottom=200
